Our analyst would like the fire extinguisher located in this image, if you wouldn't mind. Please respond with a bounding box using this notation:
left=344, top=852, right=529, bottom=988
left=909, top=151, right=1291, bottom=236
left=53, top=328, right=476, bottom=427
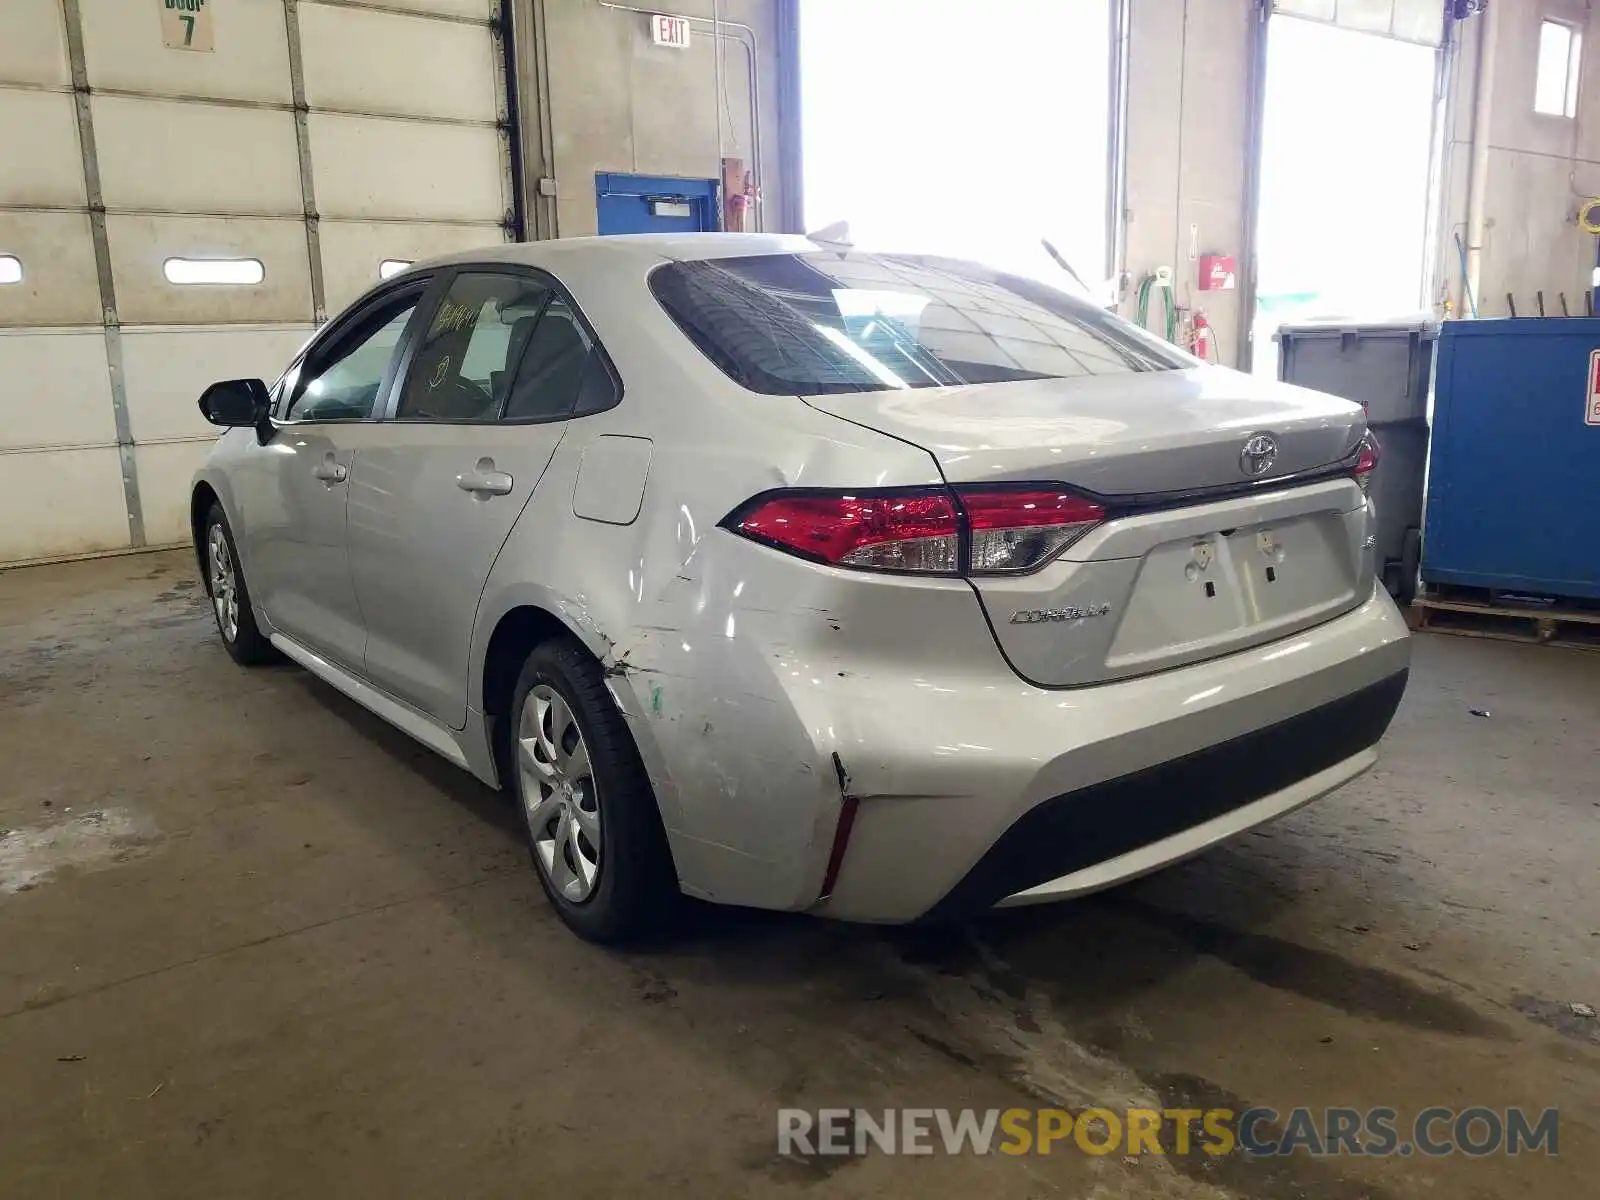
left=724, top=171, right=757, bottom=231
left=1191, top=311, right=1212, bottom=361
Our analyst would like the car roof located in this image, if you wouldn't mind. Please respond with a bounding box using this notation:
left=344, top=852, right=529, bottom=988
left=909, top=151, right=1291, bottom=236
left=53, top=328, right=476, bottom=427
left=410, top=232, right=819, bottom=275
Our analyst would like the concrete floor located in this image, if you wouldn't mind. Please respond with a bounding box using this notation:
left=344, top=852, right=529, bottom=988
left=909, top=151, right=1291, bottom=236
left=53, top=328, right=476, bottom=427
left=1, top=549, right=1596, bottom=1199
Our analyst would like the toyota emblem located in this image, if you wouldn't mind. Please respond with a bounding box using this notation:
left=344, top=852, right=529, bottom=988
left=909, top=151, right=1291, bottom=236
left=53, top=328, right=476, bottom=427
left=1239, top=432, right=1279, bottom=477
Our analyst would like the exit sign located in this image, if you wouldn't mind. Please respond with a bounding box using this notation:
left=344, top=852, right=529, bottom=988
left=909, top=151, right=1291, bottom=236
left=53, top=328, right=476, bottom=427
left=651, top=14, right=691, bottom=48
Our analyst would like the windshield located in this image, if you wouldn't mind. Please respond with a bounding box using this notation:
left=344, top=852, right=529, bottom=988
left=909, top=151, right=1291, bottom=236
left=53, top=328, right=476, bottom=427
left=650, top=252, right=1189, bottom=396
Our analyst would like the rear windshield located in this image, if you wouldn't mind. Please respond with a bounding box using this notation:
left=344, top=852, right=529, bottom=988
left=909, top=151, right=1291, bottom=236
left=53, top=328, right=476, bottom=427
left=649, top=252, right=1189, bottom=396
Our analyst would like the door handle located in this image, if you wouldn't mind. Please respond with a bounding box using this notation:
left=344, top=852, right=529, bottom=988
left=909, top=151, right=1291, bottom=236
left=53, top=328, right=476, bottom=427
left=312, top=459, right=347, bottom=484
left=456, top=468, right=514, bottom=497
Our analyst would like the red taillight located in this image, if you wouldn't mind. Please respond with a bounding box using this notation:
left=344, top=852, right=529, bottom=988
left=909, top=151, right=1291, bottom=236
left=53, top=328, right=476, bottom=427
left=731, top=491, right=961, bottom=572
left=727, top=486, right=1104, bottom=575
left=958, top=488, right=1106, bottom=574
left=1354, top=433, right=1381, bottom=491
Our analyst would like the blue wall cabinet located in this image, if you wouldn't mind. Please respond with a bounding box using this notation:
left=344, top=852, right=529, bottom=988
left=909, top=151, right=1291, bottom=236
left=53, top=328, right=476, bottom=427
left=595, top=173, right=718, bottom=235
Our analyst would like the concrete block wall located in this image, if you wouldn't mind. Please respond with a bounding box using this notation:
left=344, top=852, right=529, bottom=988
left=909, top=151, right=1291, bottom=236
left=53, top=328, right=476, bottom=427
left=1121, top=0, right=1257, bottom=368
left=514, top=0, right=787, bottom=240
left=511, top=1, right=1594, bottom=350
left=1121, top=0, right=1600, bottom=364
left=1438, top=0, right=1600, bottom=317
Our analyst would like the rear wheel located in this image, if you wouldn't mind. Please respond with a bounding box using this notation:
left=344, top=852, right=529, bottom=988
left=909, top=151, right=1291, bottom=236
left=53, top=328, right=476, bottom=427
left=1397, top=527, right=1422, bottom=607
left=509, top=637, right=678, bottom=943
left=203, top=503, right=275, bottom=665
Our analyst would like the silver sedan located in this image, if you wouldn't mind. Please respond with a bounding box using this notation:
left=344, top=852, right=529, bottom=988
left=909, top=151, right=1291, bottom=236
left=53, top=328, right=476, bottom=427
left=191, top=233, right=1410, bottom=943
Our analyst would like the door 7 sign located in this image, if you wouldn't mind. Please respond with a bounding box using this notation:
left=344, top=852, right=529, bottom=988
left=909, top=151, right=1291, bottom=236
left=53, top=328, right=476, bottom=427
left=161, top=0, right=214, bottom=52
left=1589, top=349, right=1600, bottom=426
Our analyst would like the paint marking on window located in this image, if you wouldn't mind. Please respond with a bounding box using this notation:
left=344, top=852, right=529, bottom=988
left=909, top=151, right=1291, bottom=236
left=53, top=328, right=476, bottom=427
left=163, top=257, right=265, bottom=285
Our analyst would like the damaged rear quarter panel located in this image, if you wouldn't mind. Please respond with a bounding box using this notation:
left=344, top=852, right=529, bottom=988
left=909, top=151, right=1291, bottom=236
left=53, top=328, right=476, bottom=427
left=469, top=266, right=972, bottom=910
left=591, top=527, right=1017, bottom=911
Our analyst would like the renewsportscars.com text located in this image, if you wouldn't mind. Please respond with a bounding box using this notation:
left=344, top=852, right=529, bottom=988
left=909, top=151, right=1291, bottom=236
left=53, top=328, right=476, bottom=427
left=778, top=1106, right=1559, bottom=1158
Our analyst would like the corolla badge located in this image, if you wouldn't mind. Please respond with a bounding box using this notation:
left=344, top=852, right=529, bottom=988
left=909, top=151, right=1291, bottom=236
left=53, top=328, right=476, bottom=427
left=1009, top=604, right=1112, bottom=624
left=1239, top=431, right=1279, bottom=477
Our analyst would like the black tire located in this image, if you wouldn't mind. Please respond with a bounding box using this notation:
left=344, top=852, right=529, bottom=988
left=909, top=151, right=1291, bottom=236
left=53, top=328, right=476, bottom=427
left=1397, top=527, right=1422, bottom=607
left=1381, top=560, right=1402, bottom=598
left=202, top=502, right=277, bottom=666
left=508, top=636, right=678, bottom=943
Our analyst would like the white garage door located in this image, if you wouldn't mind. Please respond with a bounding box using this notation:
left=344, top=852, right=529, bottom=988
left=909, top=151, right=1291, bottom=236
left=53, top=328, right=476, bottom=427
left=1272, top=0, right=1445, bottom=46
left=0, top=0, right=513, bottom=566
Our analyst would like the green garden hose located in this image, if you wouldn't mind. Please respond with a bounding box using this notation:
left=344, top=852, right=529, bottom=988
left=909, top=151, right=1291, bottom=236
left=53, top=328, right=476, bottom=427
left=1135, top=274, right=1178, bottom=343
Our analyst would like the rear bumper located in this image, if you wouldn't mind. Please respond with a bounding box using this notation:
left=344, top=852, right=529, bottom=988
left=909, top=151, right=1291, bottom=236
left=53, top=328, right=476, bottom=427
left=809, top=585, right=1411, bottom=922
left=928, top=670, right=1405, bottom=919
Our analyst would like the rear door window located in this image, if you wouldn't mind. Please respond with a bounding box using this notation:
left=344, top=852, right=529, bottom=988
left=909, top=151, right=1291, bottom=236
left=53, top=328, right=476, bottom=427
left=650, top=252, right=1189, bottom=396
left=395, top=273, right=553, bottom=422
left=503, top=296, right=596, bottom=421
left=392, top=270, right=616, bottom=423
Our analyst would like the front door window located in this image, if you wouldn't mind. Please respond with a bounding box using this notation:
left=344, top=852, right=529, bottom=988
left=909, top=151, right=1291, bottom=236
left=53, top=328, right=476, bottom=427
left=287, top=295, right=421, bottom=422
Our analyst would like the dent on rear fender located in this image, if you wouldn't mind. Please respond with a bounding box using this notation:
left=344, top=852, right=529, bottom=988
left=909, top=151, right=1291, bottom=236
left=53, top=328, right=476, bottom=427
left=472, top=455, right=843, bottom=910
left=590, top=510, right=1017, bottom=912
left=597, top=563, right=844, bottom=910
left=477, top=408, right=949, bottom=909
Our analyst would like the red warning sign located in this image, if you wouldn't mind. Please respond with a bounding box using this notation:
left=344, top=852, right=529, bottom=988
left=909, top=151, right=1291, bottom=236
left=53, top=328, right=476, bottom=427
left=1590, top=350, right=1600, bottom=426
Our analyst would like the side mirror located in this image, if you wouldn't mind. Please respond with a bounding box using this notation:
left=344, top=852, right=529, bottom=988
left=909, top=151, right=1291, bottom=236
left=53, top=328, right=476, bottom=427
left=198, top=378, right=272, bottom=428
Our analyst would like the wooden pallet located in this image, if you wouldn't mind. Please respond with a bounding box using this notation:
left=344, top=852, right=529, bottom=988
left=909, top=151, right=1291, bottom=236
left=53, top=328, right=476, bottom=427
left=1410, top=591, right=1600, bottom=650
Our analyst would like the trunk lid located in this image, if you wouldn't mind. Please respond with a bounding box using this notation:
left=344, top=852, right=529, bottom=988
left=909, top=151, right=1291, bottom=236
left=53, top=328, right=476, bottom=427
left=802, top=368, right=1365, bottom=496
left=803, top=369, right=1376, bottom=687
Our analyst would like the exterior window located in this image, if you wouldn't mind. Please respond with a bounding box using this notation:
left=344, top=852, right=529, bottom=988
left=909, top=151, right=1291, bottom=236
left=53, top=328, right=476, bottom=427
left=379, top=260, right=413, bottom=279
left=163, top=258, right=265, bottom=285
left=396, top=272, right=595, bottom=423
left=502, top=297, right=596, bottom=421
left=1535, top=19, right=1581, bottom=118
left=651, top=253, right=1186, bottom=397
left=287, top=295, right=419, bottom=421
left=0, top=254, right=21, bottom=284
left=397, top=274, right=550, bottom=421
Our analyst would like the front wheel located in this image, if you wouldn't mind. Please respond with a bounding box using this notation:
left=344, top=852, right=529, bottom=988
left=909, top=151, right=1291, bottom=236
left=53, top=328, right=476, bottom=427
left=203, top=503, right=275, bottom=665
left=509, top=637, right=678, bottom=943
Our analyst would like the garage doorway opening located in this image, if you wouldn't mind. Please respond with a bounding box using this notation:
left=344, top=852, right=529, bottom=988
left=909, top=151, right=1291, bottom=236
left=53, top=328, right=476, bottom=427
left=1250, top=17, right=1438, bottom=376
left=798, top=0, right=1110, bottom=288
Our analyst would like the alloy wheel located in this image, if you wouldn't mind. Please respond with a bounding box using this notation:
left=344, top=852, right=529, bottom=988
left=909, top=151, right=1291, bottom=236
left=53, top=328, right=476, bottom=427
left=518, top=683, right=603, bottom=902
left=207, top=525, right=239, bottom=643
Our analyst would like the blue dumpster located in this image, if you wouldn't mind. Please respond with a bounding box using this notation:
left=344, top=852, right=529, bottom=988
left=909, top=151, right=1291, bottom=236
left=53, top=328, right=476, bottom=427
left=1424, top=318, right=1600, bottom=601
